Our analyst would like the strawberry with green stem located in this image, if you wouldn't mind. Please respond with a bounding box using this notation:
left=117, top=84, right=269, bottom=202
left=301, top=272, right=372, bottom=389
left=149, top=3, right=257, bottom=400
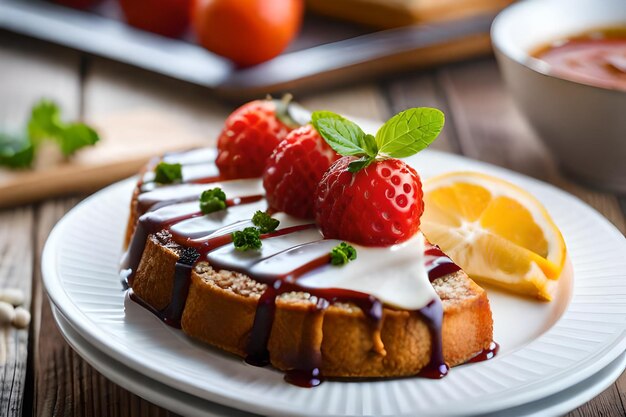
left=216, top=95, right=301, bottom=179
left=312, top=108, right=444, bottom=246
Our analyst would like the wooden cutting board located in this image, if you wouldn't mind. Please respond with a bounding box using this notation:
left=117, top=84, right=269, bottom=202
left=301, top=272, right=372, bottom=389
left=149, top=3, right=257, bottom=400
left=307, top=0, right=515, bottom=28
left=0, top=110, right=207, bottom=208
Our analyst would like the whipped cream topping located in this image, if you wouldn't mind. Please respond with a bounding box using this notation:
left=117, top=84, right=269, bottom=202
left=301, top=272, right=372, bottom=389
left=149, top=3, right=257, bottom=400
left=135, top=176, right=436, bottom=311
left=163, top=148, right=217, bottom=165
left=298, top=233, right=435, bottom=310
left=171, top=200, right=268, bottom=239
left=138, top=178, right=264, bottom=209
left=128, top=143, right=445, bottom=312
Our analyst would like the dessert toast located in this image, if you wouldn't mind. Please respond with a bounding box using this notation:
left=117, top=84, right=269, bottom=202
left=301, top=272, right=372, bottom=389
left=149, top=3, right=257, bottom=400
left=123, top=148, right=494, bottom=384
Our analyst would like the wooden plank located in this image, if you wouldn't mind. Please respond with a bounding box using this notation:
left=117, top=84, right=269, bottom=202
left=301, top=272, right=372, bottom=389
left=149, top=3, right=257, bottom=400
left=620, top=197, right=626, bottom=225
left=83, top=58, right=231, bottom=146
left=616, top=370, right=626, bottom=414
left=382, top=71, right=460, bottom=153
left=0, top=33, right=81, bottom=417
left=438, top=59, right=558, bottom=182
left=33, top=199, right=179, bottom=416
left=300, top=83, right=388, bottom=121
left=33, top=199, right=78, bottom=416
left=0, top=33, right=80, bottom=129
left=0, top=205, right=33, bottom=417
left=555, top=181, right=626, bottom=235
left=567, top=383, right=625, bottom=417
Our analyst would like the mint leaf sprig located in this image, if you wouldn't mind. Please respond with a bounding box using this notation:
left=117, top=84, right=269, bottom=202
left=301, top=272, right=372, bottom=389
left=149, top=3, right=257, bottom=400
left=311, top=108, right=444, bottom=173
left=0, top=132, right=35, bottom=168
left=28, top=100, right=99, bottom=157
left=0, top=100, right=99, bottom=170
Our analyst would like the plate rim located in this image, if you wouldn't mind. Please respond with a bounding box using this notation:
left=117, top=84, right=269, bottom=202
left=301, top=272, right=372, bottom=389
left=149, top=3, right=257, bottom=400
left=42, top=148, right=626, bottom=416
left=50, top=303, right=626, bottom=417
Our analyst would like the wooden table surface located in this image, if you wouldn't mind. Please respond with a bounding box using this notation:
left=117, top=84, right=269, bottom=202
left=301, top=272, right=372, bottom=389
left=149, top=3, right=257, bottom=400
left=1, top=31, right=625, bottom=417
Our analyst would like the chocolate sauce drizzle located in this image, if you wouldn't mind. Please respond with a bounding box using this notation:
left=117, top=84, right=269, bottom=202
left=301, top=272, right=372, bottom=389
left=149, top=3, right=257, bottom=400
left=466, top=341, right=499, bottom=363
left=123, top=149, right=497, bottom=388
left=162, top=248, right=200, bottom=327
left=425, top=244, right=462, bottom=282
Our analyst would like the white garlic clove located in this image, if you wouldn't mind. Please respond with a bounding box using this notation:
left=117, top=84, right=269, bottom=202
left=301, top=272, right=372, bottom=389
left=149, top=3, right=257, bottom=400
left=0, top=302, right=15, bottom=325
left=12, top=307, right=30, bottom=329
left=0, top=288, right=25, bottom=306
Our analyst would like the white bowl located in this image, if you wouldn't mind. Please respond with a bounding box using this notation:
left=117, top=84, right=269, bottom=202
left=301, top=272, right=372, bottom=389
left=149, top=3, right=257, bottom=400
left=491, top=0, right=626, bottom=192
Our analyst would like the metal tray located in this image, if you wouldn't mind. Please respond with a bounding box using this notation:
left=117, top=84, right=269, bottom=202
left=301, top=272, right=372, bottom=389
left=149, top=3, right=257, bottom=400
left=0, top=0, right=495, bottom=99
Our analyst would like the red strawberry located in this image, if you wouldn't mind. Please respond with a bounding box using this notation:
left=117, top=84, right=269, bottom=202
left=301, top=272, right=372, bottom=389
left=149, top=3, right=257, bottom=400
left=315, top=156, right=424, bottom=246
left=263, top=124, right=340, bottom=219
left=216, top=98, right=297, bottom=179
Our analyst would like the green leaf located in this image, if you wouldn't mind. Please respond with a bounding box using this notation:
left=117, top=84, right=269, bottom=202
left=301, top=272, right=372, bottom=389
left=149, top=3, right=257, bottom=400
left=310, top=110, right=335, bottom=125
left=57, top=123, right=99, bottom=156
left=27, top=99, right=100, bottom=156
left=362, top=133, right=378, bottom=156
left=252, top=210, right=280, bottom=233
left=199, top=187, right=227, bottom=214
left=0, top=132, right=35, bottom=169
left=0, top=99, right=100, bottom=171
left=347, top=156, right=374, bottom=173
left=311, top=107, right=444, bottom=174
left=232, top=227, right=262, bottom=251
left=311, top=111, right=373, bottom=157
left=27, top=100, right=63, bottom=144
left=330, top=242, right=357, bottom=266
left=375, top=108, right=444, bottom=158
left=154, top=162, right=183, bottom=184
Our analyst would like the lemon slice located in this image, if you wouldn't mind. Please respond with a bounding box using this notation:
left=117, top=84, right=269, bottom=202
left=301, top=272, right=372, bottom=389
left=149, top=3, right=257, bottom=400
left=421, top=172, right=566, bottom=301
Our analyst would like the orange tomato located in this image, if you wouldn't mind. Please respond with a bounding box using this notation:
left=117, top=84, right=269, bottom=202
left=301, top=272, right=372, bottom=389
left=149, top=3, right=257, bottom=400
left=192, top=0, right=304, bottom=67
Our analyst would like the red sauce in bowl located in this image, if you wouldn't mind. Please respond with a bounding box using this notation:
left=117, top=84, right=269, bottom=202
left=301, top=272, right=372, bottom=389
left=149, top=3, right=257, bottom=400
left=533, top=28, right=626, bottom=91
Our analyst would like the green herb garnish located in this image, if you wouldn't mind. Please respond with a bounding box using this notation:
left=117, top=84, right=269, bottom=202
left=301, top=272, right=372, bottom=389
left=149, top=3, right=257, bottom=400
left=230, top=211, right=278, bottom=251
left=252, top=210, right=280, bottom=233
left=0, top=132, right=35, bottom=168
left=311, top=108, right=444, bottom=173
left=28, top=100, right=99, bottom=156
left=232, top=227, right=262, bottom=251
left=200, top=187, right=227, bottom=214
left=330, top=242, right=357, bottom=266
left=0, top=100, right=99, bottom=169
left=154, top=162, right=183, bottom=184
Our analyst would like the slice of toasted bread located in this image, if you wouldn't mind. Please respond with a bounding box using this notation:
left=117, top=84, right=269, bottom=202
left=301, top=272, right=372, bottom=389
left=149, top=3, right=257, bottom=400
left=131, top=230, right=493, bottom=378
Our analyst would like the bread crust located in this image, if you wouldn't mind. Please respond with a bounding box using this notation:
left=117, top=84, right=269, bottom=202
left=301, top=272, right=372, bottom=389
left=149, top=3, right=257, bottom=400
left=131, top=231, right=493, bottom=377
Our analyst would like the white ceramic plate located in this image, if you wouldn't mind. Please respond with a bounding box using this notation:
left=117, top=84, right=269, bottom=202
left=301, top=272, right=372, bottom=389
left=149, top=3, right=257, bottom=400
left=42, top=149, right=626, bottom=416
left=51, top=306, right=258, bottom=417
left=50, top=304, right=626, bottom=417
